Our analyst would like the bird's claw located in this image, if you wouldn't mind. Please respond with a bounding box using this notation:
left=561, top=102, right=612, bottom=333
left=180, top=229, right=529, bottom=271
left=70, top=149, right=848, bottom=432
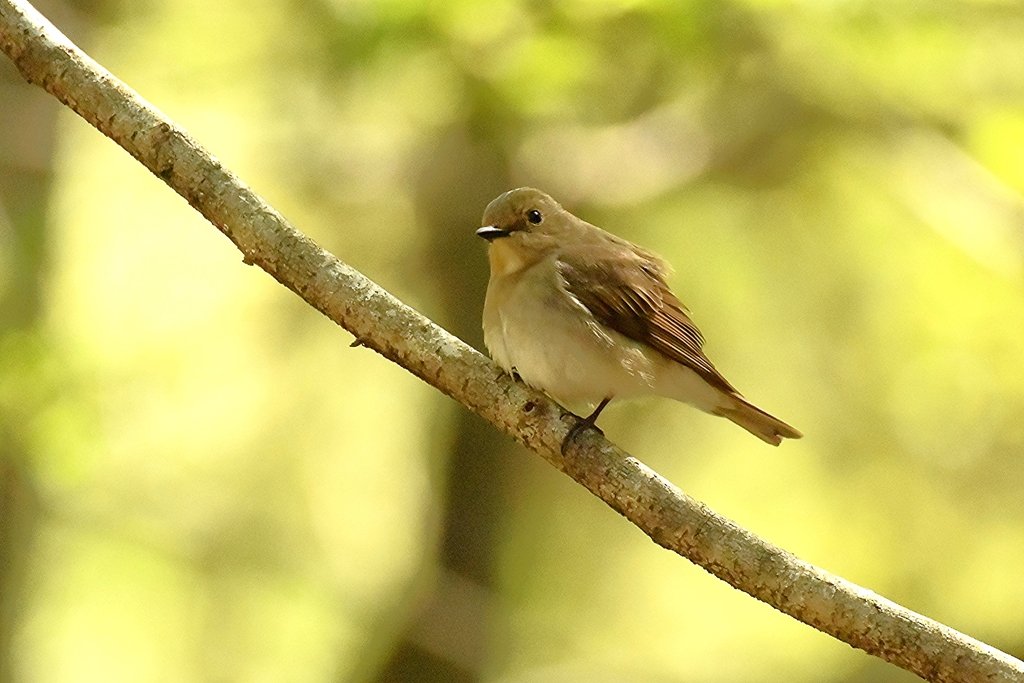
left=561, top=418, right=604, bottom=456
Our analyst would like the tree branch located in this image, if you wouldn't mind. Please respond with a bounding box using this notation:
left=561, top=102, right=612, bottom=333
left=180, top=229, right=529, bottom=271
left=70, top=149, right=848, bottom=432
left=1, top=1, right=1021, bottom=681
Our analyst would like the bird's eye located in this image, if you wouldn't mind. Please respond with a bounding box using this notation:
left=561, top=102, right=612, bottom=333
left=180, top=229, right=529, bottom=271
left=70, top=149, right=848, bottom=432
left=527, top=209, right=542, bottom=224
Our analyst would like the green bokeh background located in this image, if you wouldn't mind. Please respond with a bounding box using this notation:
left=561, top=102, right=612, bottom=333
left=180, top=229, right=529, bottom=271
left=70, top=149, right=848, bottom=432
left=2, top=0, right=1024, bottom=682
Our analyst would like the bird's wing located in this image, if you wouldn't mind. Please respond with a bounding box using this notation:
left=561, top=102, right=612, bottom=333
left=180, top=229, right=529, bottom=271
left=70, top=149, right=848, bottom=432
left=556, top=245, right=737, bottom=394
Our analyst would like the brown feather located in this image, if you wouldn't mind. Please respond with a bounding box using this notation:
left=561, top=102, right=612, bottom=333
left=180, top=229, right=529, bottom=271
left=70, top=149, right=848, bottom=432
left=556, top=244, right=738, bottom=395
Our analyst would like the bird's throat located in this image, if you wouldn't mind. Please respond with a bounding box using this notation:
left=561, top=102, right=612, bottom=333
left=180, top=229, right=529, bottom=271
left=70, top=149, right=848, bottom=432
left=487, top=239, right=531, bottom=278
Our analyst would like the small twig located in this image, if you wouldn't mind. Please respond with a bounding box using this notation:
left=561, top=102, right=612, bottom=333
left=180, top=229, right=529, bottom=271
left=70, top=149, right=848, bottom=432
left=0, top=1, right=1021, bottom=681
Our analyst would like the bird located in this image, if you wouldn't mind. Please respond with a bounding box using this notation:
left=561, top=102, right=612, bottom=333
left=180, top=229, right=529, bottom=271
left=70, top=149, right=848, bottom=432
left=476, top=187, right=801, bottom=451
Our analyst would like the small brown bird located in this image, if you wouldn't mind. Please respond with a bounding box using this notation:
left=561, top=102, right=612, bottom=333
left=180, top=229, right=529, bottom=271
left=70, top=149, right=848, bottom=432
left=477, top=188, right=801, bottom=448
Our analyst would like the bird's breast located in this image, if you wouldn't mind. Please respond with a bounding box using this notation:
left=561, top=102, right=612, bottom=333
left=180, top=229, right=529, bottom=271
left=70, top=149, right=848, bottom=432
left=482, top=258, right=661, bottom=408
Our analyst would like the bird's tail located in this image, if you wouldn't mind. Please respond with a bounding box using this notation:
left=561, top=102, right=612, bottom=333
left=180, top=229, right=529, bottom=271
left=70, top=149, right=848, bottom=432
left=714, top=394, right=802, bottom=446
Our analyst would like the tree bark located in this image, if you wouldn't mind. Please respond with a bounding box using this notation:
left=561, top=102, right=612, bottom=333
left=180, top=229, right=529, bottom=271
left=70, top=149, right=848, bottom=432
left=1, top=1, right=1022, bottom=681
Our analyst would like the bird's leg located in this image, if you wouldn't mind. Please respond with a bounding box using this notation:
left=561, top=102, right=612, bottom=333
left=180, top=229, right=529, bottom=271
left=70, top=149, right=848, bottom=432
left=561, top=396, right=612, bottom=456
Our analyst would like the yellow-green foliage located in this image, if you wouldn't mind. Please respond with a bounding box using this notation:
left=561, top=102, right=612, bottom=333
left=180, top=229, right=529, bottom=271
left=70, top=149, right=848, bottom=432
left=2, top=1, right=1024, bottom=682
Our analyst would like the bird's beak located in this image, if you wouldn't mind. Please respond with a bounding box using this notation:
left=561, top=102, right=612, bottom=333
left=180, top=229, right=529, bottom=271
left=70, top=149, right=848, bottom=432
left=476, top=225, right=510, bottom=242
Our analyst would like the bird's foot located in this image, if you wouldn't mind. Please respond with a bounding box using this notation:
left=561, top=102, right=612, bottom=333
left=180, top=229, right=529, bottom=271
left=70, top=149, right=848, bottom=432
left=561, top=418, right=604, bottom=456
left=560, top=397, right=612, bottom=456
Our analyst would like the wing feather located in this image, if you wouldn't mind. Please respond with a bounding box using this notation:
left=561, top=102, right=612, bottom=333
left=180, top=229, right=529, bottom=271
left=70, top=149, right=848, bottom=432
left=556, top=245, right=737, bottom=395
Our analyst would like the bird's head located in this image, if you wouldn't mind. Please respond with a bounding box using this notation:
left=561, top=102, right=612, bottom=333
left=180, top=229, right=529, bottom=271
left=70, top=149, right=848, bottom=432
left=477, top=187, right=567, bottom=241
left=477, top=188, right=569, bottom=275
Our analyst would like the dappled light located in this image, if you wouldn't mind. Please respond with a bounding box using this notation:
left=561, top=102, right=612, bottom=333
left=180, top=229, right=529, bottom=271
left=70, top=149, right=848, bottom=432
left=2, top=0, right=1024, bottom=682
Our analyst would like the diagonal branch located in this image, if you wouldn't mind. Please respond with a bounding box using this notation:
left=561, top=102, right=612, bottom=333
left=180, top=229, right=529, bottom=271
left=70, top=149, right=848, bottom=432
left=0, top=1, right=1021, bottom=681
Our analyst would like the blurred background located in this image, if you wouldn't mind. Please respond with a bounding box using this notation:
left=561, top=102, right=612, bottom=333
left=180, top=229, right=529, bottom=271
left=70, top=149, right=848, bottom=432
left=2, top=0, right=1024, bottom=681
